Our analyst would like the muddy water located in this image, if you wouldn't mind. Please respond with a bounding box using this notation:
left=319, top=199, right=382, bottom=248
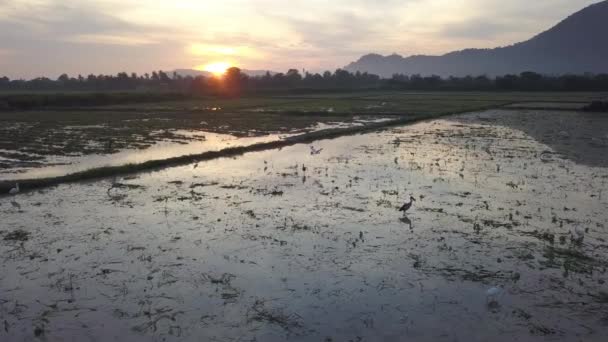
left=0, top=132, right=287, bottom=181
left=1, top=109, right=607, bottom=341
left=0, top=118, right=394, bottom=181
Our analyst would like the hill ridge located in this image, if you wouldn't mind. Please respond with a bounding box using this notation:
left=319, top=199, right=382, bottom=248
left=345, top=1, right=608, bottom=77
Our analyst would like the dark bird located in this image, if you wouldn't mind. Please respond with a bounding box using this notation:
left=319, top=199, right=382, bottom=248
left=310, top=146, right=323, bottom=155
left=399, top=196, right=416, bottom=213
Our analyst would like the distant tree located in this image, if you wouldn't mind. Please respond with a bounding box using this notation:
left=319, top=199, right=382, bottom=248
left=286, top=69, right=302, bottom=83
left=222, top=67, right=248, bottom=96
left=496, top=74, right=518, bottom=90
left=190, top=75, right=207, bottom=93
left=2, top=67, right=608, bottom=94
left=57, top=74, right=69, bottom=83
left=158, top=70, right=171, bottom=83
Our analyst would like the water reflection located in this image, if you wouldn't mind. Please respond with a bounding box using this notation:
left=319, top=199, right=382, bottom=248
left=400, top=216, right=413, bottom=230
left=0, top=131, right=288, bottom=181
left=1, top=109, right=607, bottom=341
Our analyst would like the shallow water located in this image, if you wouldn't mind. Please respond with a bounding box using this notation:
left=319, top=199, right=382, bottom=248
left=310, top=117, right=395, bottom=131
left=0, top=132, right=287, bottom=181
left=1, top=109, right=607, bottom=341
left=0, top=117, right=395, bottom=182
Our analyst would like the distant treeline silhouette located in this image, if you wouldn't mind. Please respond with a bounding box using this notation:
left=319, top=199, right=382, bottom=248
left=2, top=68, right=608, bottom=94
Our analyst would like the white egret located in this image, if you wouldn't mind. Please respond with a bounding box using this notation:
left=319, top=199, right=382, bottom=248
left=9, top=183, right=19, bottom=195
left=572, top=225, right=585, bottom=242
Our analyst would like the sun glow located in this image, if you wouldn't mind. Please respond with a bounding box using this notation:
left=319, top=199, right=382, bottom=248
left=190, top=44, right=238, bottom=56
left=199, top=62, right=232, bottom=76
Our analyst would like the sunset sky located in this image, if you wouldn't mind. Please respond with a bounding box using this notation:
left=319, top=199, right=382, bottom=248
left=0, top=0, right=599, bottom=79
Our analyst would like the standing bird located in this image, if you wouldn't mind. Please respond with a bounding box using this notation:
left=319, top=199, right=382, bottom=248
left=399, top=196, right=416, bottom=213
left=571, top=225, right=585, bottom=243
left=310, top=146, right=323, bottom=155
left=9, top=183, right=20, bottom=195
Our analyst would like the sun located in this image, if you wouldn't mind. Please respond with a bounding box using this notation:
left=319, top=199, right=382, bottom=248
left=200, top=62, right=232, bottom=76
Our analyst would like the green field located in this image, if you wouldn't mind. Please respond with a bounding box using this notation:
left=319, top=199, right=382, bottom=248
left=96, top=91, right=606, bottom=113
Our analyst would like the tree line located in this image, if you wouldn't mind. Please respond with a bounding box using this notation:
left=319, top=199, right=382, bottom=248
left=2, top=68, right=608, bottom=94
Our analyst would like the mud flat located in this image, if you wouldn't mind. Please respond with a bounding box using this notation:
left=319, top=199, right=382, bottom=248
left=1, top=109, right=607, bottom=341
left=505, top=102, right=587, bottom=111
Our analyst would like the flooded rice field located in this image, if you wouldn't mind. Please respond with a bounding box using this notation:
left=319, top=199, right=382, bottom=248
left=505, top=102, right=586, bottom=111
left=0, top=109, right=394, bottom=180
left=1, top=109, right=608, bottom=341
left=0, top=132, right=286, bottom=181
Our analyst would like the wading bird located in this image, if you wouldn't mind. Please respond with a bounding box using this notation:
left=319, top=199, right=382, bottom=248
left=310, top=146, right=323, bottom=155
left=572, top=225, right=585, bottom=242
left=9, top=183, right=19, bottom=195
left=399, top=196, right=416, bottom=213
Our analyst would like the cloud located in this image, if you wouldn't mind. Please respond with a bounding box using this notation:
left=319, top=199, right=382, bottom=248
left=66, top=34, right=159, bottom=46
left=439, top=19, right=520, bottom=40
left=188, top=44, right=264, bottom=59
left=0, top=0, right=602, bottom=78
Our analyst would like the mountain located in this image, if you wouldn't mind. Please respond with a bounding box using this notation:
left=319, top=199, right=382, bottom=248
left=173, top=69, right=277, bottom=78
left=345, top=1, right=608, bottom=77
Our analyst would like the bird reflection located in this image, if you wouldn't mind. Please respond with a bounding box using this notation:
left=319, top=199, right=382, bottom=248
left=11, top=201, right=21, bottom=210
left=400, top=216, right=413, bottom=230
